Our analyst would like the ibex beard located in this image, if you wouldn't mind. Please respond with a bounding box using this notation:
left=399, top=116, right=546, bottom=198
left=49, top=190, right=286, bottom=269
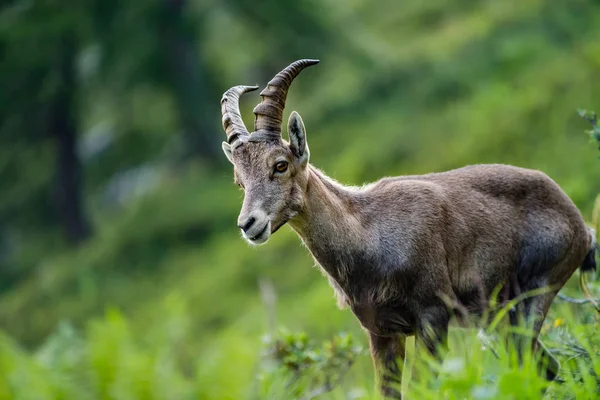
left=219, top=59, right=597, bottom=399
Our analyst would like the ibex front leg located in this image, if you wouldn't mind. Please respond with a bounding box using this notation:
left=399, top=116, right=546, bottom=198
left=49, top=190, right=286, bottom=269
left=369, top=333, right=406, bottom=399
left=416, top=307, right=449, bottom=357
left=413, top=306, right=450, bottom=384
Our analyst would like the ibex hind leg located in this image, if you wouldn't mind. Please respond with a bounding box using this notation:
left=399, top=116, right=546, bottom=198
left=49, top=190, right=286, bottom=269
left=524, top=238, right=594, bottom=383
left=501, top=278, right=563, bottom=386
left=511, top=226, right=584, bottom=382
left=508, top=287, right=561, bottom=382
left=532, top=230, right=600, bottom=381
left=525, top=246, right=591, bottom=382
left=528, top=291, right=561, bottom=381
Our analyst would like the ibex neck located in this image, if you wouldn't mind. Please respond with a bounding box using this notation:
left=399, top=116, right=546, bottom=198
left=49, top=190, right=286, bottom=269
left=288, top=166, right=366, bottom=279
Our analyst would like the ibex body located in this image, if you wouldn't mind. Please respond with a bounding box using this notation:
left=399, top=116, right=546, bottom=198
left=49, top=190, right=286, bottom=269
left=220, top=60, right=597, bottom=398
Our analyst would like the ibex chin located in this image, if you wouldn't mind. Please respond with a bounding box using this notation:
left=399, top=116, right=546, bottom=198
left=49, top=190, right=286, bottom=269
left=219, top=59, right=597, bottom=398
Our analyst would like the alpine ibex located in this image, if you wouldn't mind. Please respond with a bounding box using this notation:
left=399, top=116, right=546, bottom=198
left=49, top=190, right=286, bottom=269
left=219, top=59, right=597, bottom=398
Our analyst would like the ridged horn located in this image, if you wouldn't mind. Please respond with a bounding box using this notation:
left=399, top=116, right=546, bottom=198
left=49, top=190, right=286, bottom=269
left=253, top=59, right=319, bottom=133
left=221, top=85, right=259, bottom=144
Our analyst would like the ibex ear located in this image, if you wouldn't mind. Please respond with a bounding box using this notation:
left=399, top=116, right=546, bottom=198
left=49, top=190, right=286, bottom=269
left=222, top=142, right=234, bottom=164
left=287, top=111, right=309, bottom=165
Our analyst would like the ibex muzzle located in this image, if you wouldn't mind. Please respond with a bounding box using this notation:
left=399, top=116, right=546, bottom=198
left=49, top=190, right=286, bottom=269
left=220, top=59, right=597, bottom=398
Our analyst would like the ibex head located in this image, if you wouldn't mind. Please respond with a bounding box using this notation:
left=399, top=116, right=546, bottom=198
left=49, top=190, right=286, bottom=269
left=220, top=59, right=319, bottom=245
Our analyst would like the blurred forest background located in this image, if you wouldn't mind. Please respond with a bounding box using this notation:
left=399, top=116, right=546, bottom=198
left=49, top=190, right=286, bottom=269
left=1, top=0, right=600, bottom=399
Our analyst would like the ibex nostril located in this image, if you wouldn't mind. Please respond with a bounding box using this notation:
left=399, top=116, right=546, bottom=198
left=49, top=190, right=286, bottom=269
left=238, top=216, right=256, bottom=233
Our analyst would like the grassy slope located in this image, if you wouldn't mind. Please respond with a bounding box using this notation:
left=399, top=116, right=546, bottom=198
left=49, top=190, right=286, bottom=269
left=1, top=0, right=600, bottom=398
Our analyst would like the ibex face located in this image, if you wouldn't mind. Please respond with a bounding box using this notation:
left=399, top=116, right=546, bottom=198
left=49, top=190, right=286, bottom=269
left=220, top=60, right=318, bottom=245
left=222, top=113, right=309, bottom=245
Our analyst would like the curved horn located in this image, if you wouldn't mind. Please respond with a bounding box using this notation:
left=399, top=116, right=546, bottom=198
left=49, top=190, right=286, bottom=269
left=221, top=85, right=259, bottom=144
left=253, top=59, right=319, bottom=133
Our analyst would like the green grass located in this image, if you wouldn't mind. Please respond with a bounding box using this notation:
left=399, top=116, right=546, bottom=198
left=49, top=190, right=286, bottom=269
left=0, top=290, right=599, bottom=399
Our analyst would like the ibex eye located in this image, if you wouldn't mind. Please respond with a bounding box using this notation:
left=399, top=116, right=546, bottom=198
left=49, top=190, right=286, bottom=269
left=275, top=161, right=288, bottom=173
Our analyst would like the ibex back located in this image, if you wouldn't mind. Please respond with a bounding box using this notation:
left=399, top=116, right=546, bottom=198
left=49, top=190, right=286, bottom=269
left=219, top=60, right=597, bottom=398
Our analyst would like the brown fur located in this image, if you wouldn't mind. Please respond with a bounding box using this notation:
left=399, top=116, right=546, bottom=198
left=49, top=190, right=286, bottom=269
left=220, top=61, right=595, bottom=399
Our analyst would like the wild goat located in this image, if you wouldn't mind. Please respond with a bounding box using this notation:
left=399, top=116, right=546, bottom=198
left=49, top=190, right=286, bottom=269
left=219, top=59, right=597, bottom=398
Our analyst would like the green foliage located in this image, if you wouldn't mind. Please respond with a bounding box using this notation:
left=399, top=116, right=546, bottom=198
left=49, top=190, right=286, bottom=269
left=577, top=108, right=600, bottom=242
left=257, top=329, right=364, bottom=399
left=0, top=303, right=599, bottom=399
left=578, top=109, right=600, bottom=151
left=0, top=305, right=197, bottom=400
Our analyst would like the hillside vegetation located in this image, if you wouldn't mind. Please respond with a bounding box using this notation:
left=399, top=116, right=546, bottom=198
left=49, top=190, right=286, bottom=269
left=1, top=0, right=600, bottom=399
